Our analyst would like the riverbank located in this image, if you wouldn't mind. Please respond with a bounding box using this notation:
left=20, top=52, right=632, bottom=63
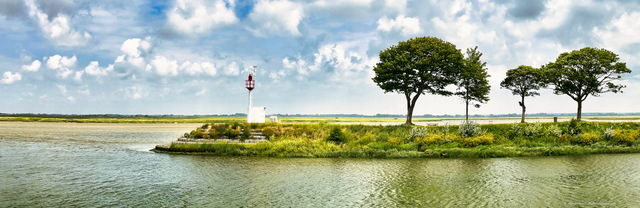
left=153, top=121, right=640, bottom=158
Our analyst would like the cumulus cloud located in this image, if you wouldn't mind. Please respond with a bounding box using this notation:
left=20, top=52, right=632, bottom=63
left=1, top=71, right=22, bottom=84
left=21, top=60, right=42, bottom=72
left=45, top=55, right=77, bottom=79
left=279, top=42, right=371, bottom=82
left=84, top=61, right=113, bottom=77
left=146, top=56, right=179, bottom=76
left=164, top=0, right=238, bottom=37
left=180, top=61, right=217, bottom=76
left=376, top=15, right=423, bottom=36
left=596, top=12, right=640, bottom=55
left=24, top=0, right=91, bottom=47
left=248, top=0, right=304, bottom=36
left=113, top=37, right=153, bottom=78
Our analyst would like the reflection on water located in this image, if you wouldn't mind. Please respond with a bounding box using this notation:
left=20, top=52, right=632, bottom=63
left=1, top=122, right=639, bottom=207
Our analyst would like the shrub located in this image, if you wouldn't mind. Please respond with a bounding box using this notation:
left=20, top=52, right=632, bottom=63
left=262, top=127, right=276, bottom=139
left=192, top=129, right=205, bottom=138
left=573, top=133, right=601, bottom=145
left=416, top=134, right=445, bottom=146
left=603, top=127, right=615, bottom=140
left=565, top=119, right=582, bottom=135
left=458, top=121, right=485, bottom=138
left=523, top=123, right=544, bottom=138
left=327, top=127, right=348, bottom=144
left=388, top=137, right=403, bottom=145
left=545, top=125, right=562, bottom=138
left=407, top=126, right=429, bottom=142
left=612, top=130, right=638, bottom=145
left=461, top=134, right=494, bottom=147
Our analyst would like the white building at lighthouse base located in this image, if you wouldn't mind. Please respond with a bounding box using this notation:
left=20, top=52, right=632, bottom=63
left=247, top=107, right=266, bottom=123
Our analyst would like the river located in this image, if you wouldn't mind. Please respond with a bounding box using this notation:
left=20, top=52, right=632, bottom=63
left=1, top=122, right=638, bottom=207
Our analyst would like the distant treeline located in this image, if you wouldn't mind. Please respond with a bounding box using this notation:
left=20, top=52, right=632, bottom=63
left=2, top=112, right=639, bottom=118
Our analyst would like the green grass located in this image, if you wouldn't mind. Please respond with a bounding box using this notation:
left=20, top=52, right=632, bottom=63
left=154, top=120, right=640, bottom=158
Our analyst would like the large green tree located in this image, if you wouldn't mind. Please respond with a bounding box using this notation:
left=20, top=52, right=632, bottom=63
left=455, top=46, right=491, bottom=121
left=500, top=65, right=545, bottom=123
left=542, top=47, right=631, bottom=120
left=372, top=36, right=464, bottom=125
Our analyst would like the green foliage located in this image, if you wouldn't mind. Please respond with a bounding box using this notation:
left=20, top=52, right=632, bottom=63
left=407, top=126, right=429, bottom=142
left=612, top=130, right=638, bottom=145
left=573, top=133, right=602, bottom=145
left=162, top=122, right=640, bottom=158
left=372, top=36, right=464, bottom=124
left=500, top=65, right=546, bottom=123
left=262, top=127, right=276, bottom=139
left=460, top=134, right=494, bottom=147
left=458, top=121, right=486, bottom=138
left=542, top=47, right=632, bottom=120
left=565, top=119, right=582, bottom=135
left=603, top=127, right=615, bottom=140
left=327, top=127, right=348, bottom=144
left=456, top=46, right=491, bottom=119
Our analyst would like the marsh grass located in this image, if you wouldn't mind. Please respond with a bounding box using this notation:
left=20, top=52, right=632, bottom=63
left=155, top=121, right=640, bottom=158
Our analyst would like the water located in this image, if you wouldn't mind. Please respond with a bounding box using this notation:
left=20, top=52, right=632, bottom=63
left=1, top=122, right=639, bottom=207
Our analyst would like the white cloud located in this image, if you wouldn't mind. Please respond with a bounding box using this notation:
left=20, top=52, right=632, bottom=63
left=180, top=61, right=217, bottom=76
left=1, top=71, right=22, bottom=84
left=146, top=56, right=179, bottom=76
left=376, top=15, right=423, bottom=36
left=21, top=60, right=42, bottom=72
left=596, top=12, right=640, bottom=55
left=120, top=37, right=153, bottom=58
left=248, top=0, right=304, bottom=36
left=73, top=71, right=83, bottom=81
left=84, top=61, right=113, bottom=77
left=283, top=55, right=308, bottom=75
left=45, top=55, right=77, bottom=79
left=165, top=0, right=238, bottom=36
left=24, top=0, right=91, bottom=47
left=67, top=96, right=76, bottom=102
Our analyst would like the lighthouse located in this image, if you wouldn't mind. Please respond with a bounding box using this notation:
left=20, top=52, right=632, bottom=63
left=245, top=66, right=265, bottom=123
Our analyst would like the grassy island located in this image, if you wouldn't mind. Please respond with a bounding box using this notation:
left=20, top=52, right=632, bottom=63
left=153, top=120, right=640, bottom=158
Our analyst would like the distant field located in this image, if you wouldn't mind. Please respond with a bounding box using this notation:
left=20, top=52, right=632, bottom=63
left=1, top=115, right=639, bottom=124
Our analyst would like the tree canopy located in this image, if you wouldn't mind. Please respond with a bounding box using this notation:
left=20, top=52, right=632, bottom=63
left=542, top=47, right=631, bottom=120
left=500, top=65, right=545, bottom=123
left=455, top=46, right=490, bottom=121
left=372, top=36, right=464, bottom=125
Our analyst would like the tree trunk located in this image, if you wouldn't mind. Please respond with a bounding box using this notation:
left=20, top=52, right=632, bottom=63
left=520, top=96, right=526, bottom=123
left=405, top=93, right=420, bottom=125
left=465, top=99, right=469, bottom=121
left=406, top=104, right=414, bottom=125
left=576, top=100, right=582, bottom=121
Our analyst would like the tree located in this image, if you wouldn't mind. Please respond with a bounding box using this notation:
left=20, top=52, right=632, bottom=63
left=542, top=47, right=631, bottom=120
left=372, top=36, right=464, bottom=125
left=500, top=65, right=545, bottom=123
left=455, top=46, right=491, bottom=121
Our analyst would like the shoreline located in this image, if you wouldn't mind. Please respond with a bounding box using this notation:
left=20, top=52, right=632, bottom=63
left=151, top=121, right=640, bottom=159
left=151, top=143, right=640, bottom=158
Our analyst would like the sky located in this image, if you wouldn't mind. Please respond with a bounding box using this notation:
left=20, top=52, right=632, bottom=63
left=0, top=0, right=639, bottom=116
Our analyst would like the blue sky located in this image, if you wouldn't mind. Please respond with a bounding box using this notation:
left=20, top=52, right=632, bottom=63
left=1, top=0, right=639, bottom=115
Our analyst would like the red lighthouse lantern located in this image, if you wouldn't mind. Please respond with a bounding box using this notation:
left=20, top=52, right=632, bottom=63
left=245, top=73, right=255, bottom=91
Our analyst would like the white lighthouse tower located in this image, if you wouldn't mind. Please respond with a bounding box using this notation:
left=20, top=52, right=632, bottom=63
left=245, top=66, right=265, bottom=123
